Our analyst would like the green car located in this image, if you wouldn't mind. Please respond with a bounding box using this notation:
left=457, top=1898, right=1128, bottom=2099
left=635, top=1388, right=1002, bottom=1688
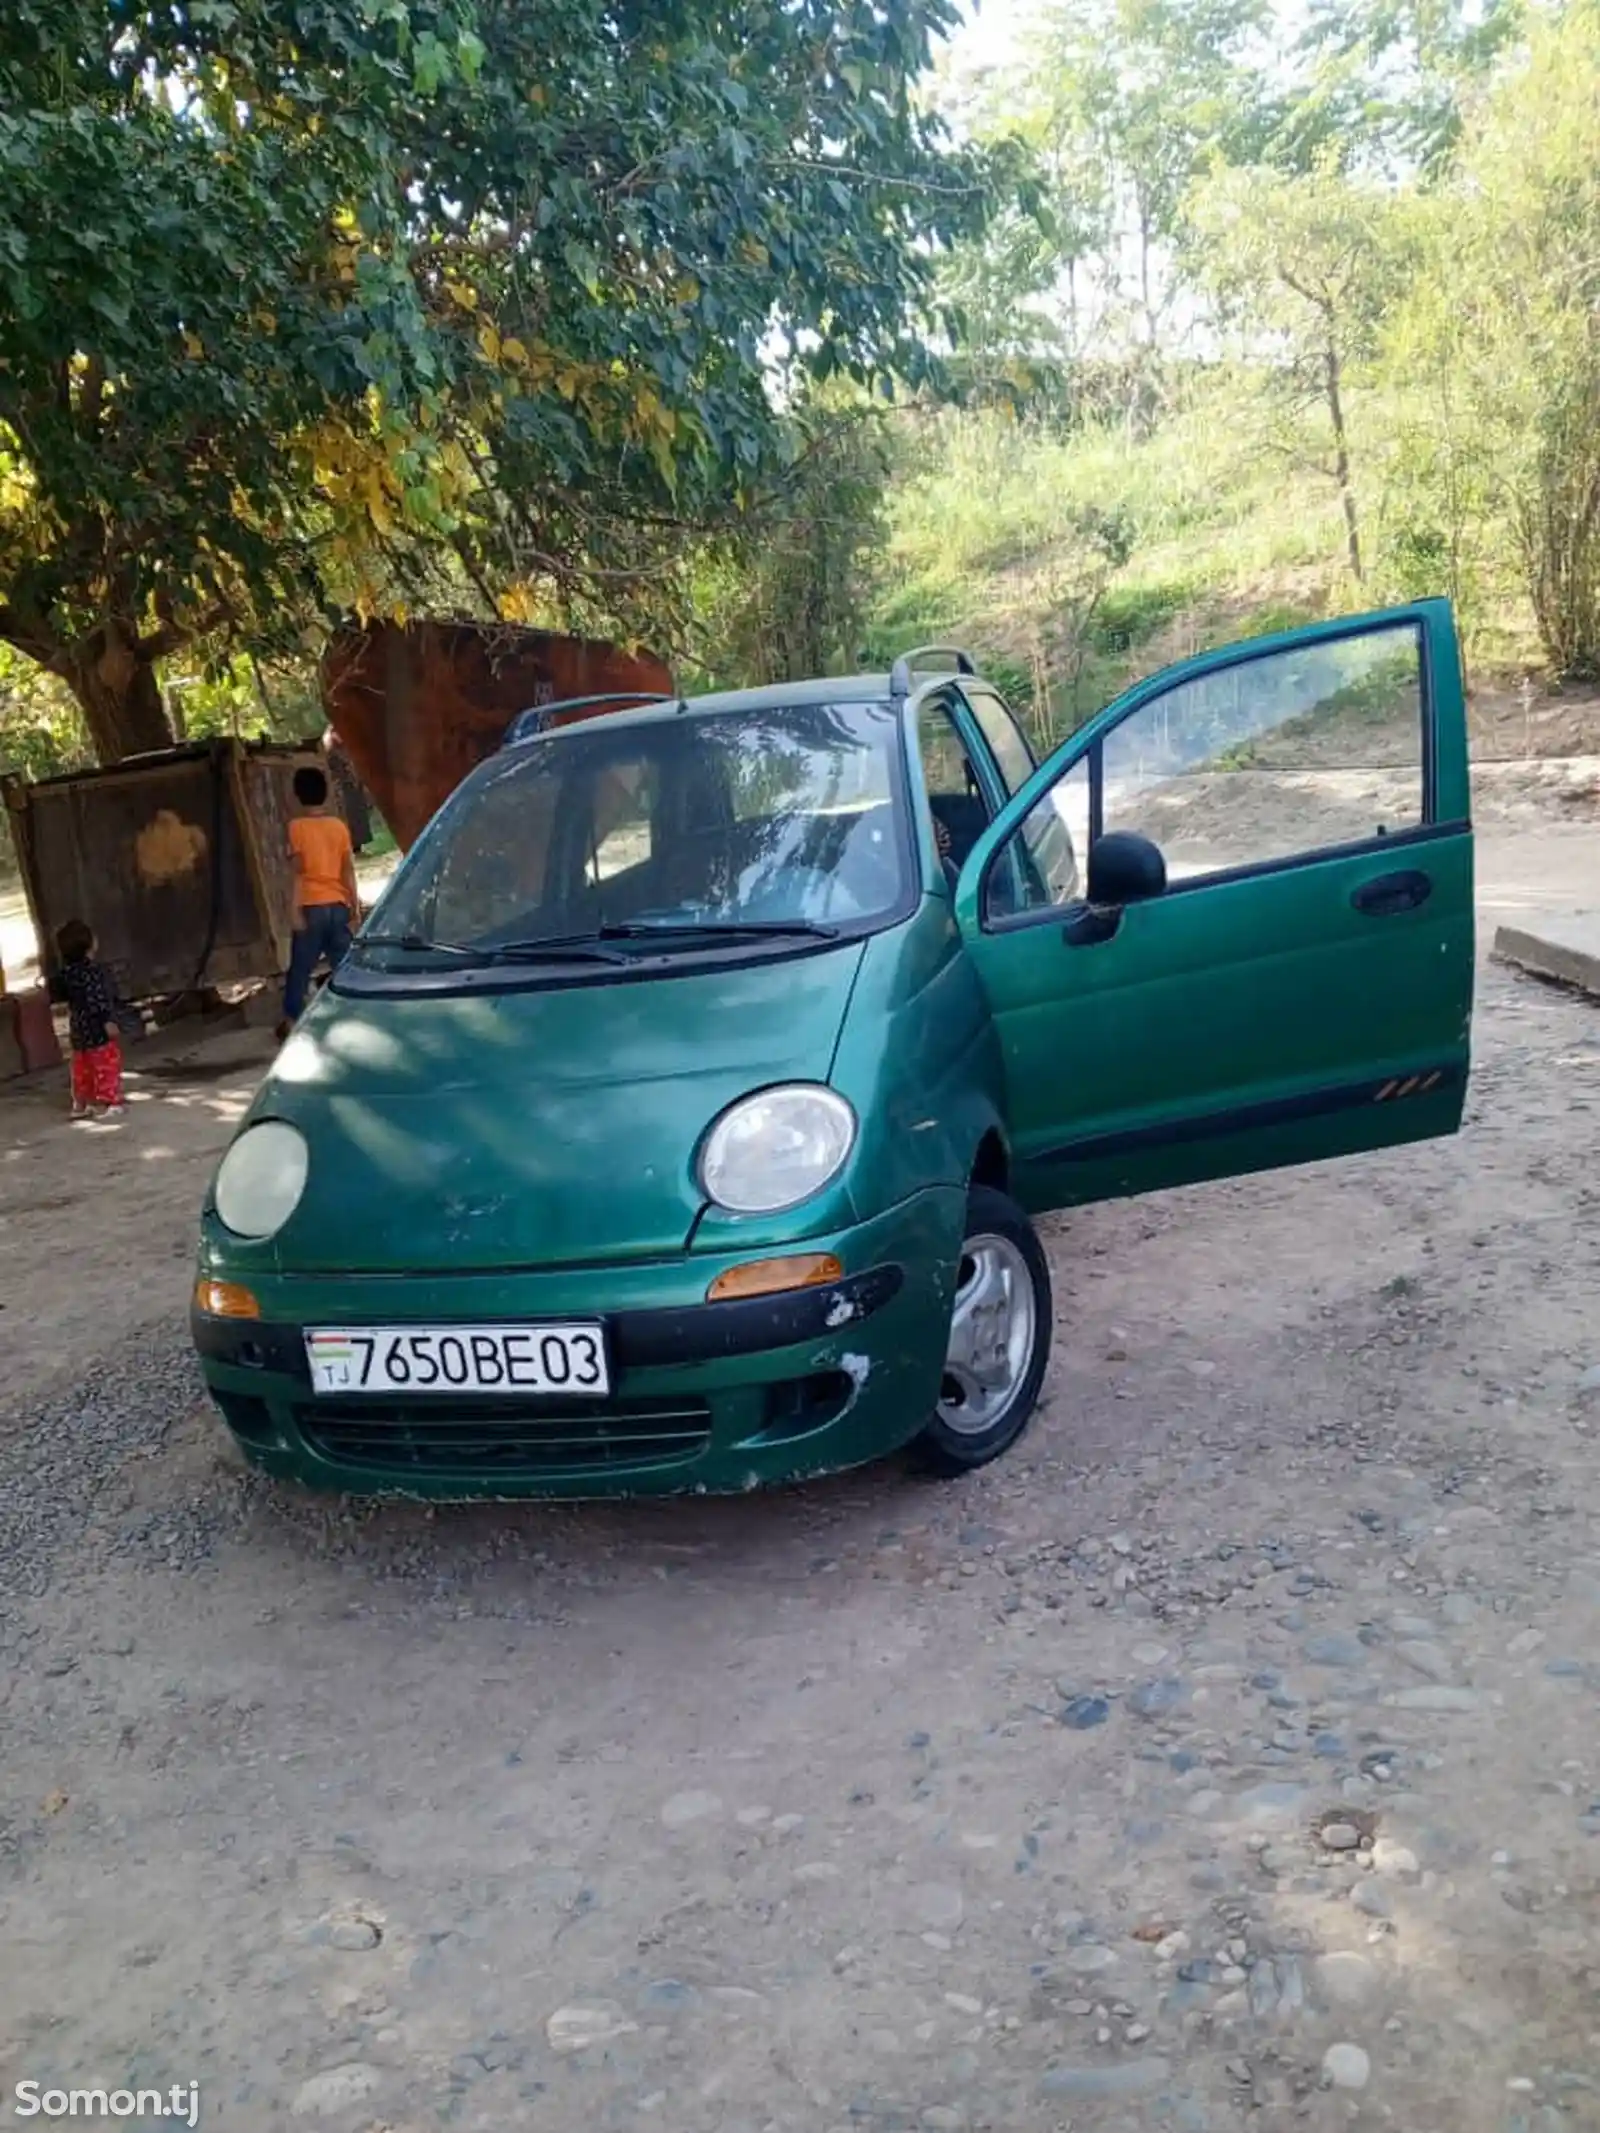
left=192, top=599, right=1474, bottom=1498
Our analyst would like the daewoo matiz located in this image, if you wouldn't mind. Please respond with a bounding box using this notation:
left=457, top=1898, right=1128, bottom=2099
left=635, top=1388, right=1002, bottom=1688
left=192, top=601, right=1474, bottom=1497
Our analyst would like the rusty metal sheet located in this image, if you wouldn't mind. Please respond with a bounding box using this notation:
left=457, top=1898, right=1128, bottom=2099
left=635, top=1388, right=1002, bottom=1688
left=321, top=619, right=673, bottom=850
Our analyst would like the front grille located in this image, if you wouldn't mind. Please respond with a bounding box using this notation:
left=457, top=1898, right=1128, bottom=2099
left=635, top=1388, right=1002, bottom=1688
left=295, top=1395, right=712, bottom=1478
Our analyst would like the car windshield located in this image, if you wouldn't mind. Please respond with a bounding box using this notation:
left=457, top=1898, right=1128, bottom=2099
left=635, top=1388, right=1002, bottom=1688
left=365, top=698, right=910, bottom=957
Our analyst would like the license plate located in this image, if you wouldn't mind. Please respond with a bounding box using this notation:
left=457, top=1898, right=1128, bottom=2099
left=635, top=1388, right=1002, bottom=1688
left=305, top=1324, right=609, bottom=1397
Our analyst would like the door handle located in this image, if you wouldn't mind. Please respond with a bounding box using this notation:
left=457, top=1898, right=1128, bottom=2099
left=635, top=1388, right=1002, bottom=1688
left=1351, top=869, right=1432, bottom=917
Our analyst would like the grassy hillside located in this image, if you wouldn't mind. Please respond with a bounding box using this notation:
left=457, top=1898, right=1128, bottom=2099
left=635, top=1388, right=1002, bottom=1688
left=860, top=381, right=1553, bottom=756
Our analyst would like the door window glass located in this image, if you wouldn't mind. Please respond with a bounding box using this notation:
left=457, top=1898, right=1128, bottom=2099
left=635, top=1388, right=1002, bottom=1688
left=918, top=699, right=993, bottom=871
left=962, top=685, right=1037, bottom=796
left=1102, top=622, right=1424, bottom=881
left=984, top=756, right=1089, bottom=922
left=918, top=701, right=982, bottom=802
left=982, top=621, right=1427, bottom=924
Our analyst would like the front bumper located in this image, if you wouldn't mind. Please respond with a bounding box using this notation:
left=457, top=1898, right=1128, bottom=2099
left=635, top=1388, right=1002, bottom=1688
left=191, top=1190, right=965, bottom=1499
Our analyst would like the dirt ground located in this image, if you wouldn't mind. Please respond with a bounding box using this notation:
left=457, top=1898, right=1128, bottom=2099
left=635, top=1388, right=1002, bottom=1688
left=1143, top=755, right=1600, bottom=874
left=2, top=817, right=1600, bottom=2133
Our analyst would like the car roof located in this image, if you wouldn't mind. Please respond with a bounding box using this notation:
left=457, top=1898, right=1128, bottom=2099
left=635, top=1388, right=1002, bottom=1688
left=680, top=673, right=896, bottom=715
left=501, top=673, right=903, bottom=749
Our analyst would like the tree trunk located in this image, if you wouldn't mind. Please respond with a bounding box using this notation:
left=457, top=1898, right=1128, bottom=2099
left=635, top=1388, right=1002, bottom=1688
left=1322, top=334, right=1364, bottom=583
left=60, top=624, right=176, bottom=762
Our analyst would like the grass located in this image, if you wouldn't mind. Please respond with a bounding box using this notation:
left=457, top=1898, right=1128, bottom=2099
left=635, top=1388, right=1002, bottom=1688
left=863, top=373, right=1541, bottom=749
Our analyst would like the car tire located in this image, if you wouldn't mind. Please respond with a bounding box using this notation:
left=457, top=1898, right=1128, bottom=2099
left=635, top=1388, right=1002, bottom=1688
left=912, top=1183, right=1053, bottom=1476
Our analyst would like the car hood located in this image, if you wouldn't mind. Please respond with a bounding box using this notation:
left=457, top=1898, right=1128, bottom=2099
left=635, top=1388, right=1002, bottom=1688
left=255, top=946, right=866, bottom=1273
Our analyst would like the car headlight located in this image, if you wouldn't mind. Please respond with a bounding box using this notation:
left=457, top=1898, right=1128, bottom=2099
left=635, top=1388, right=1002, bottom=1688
left=212, top=1121, right=309, bottom=1240
left=699, top=1085, right=856, bottom=1215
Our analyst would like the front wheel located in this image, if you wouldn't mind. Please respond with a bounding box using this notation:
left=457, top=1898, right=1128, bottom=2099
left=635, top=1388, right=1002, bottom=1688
left=912, top=1184, right=1053, bottom=1476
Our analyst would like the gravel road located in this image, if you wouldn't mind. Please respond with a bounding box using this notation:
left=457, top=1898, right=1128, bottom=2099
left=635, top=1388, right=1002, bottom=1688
left=1, top=826, right=1598, bottom=2133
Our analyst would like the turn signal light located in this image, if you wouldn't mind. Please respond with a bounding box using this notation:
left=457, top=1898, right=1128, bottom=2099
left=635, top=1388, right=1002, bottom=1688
left=706, top=1253, right=845, bottom=1302
left=194, top=1278, right=261, bottom=1320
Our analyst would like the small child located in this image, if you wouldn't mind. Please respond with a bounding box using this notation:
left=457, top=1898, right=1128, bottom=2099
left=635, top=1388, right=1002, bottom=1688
left=280, top=763, right=359, bottom=1041
left=49, top=919, right=125, bottom=1119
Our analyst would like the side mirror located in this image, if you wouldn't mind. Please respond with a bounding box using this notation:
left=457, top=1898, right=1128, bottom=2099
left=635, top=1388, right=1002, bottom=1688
left=1086, top=830, right=1167, bottom=907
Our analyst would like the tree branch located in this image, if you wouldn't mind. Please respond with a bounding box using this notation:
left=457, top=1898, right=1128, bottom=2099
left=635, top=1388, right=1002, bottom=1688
left=0, top=602, right=62, bottom=667
left=1279, top=264, right=1336, bottom=316
left=450, top=530, right=501, bottom=616
left=136, top=601, right=231, bottom=663
left=77, top=355, right=108, bottom=437
left=771, top=156, right=988, bottom=200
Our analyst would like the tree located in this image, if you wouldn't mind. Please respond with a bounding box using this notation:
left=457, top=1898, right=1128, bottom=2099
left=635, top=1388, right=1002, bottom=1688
left=1032, top=0, right=1277, bottom=352
left=1386, top=0, right=1600, bottom=677
left=1190, top=156, right=1409, bottom=581
left=1298, top=0, right=1523, bottom=176
left=694, top=404, right=892, bottom=686
left=0, top=0, right=1001, bottom=761
left=932, top=209, right=1074, bottom=411
left=932, top=40, right=1112, bottom=382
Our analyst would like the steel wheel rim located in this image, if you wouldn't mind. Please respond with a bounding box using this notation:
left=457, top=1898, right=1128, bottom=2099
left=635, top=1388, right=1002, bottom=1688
left=937, top=1231, right=1037, bottom=1437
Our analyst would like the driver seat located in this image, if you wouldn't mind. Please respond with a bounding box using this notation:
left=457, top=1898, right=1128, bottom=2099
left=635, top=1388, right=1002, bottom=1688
left=929, top=792, right=990, bottom=870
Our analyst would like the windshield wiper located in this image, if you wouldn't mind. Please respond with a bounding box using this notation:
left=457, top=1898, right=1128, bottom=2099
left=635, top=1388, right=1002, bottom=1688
left=479, top=933, right=633, bottom=964
left=591, top=918, right=842, bottom=942
left=357, top=931, right=629, bottom=965
left=356, top=920, right=839, bottom=967
left=356, top=932, right=486, bottom=958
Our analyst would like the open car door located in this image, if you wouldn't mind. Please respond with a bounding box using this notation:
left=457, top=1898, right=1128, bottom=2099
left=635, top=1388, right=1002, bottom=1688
left=952, top=600, right=1474, bottom=1213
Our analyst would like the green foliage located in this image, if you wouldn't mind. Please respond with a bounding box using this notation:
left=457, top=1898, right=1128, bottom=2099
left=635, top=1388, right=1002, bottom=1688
left=1226, top=599, right=1319, bottom=642
left=1189, top=159, right=1409, bottom=356
left=1035, top=0, right=1281, bottom=326
left=5, top=0, right=1595, bottom=769
left=932, top=0, right=1289, bottom=426
left=167, top=655, right=324, bottom=745
left=691, top=405, right=893, bottom=688
left=855, top=379, right=1372, bottom=750
left=929, top=34, right=1111, bottom=390
left=0, top=0, right=1008, bottom=759
left=865, top=403, right=1250, bottom=742
left=825, top=0, right=1599, bottom=717
left=0, top=640, right=85, bottom=778
left=1382, top=0, right=1600, bottom=678
left=1298, top=0, right=1524, bottom=175
left=1090, top=581, right=1195, bottom=656
left=1189, top=156, right=1413, bottom=581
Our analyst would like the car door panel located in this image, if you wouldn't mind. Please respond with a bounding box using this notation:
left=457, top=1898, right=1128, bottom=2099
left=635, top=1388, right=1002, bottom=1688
left=953, top=600, right=1474, bottom=1212
left=988, top=831, right=1472, bottom=1210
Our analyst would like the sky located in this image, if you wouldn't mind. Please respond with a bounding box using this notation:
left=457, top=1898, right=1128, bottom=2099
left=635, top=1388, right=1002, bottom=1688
left=944, top=0, right=1320, bottom=80
left=947, top=0, right=1043, bottom=73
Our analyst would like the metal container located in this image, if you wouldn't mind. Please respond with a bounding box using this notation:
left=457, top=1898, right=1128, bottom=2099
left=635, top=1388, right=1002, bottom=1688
left=321, top=619, right=674, bottom=850
left=2, top=737, right=348, bottom=1001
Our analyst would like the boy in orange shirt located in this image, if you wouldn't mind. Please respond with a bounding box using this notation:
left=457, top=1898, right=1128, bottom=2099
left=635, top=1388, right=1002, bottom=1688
left=280, top=764, right=359, bottom=1040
